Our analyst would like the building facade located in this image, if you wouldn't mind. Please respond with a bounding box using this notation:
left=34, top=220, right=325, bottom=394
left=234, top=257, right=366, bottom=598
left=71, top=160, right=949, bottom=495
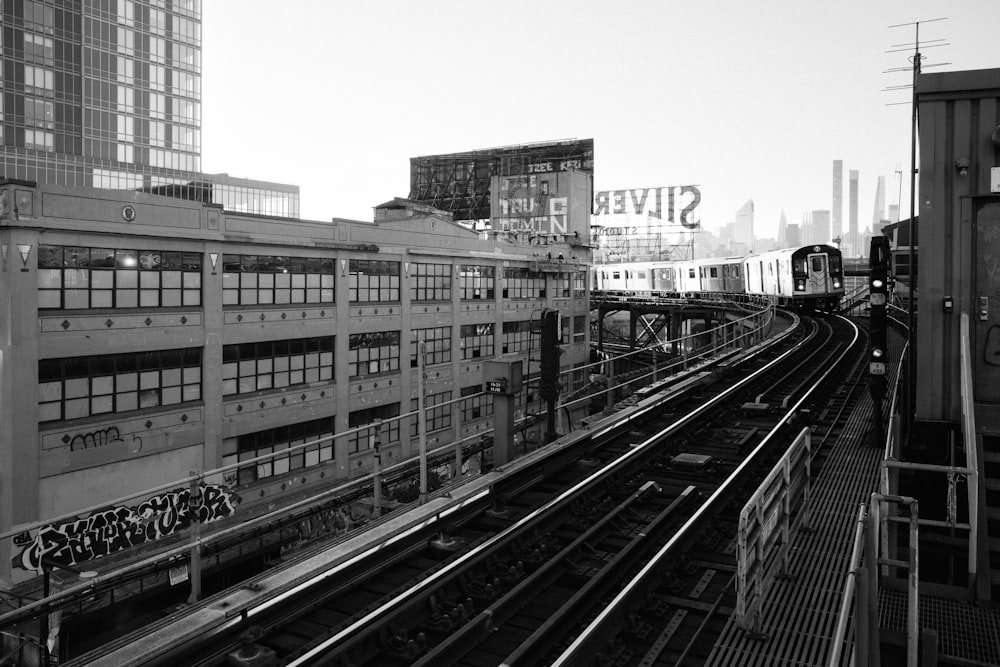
left=848, top=169, right=859, bottom=256
left=1, top=0, right=298, bottom=217
left=832, top=159, right=843, bottom=241
left=733, top=199, right=753, bottom=255
left=0, top=181, right=592, bottom=587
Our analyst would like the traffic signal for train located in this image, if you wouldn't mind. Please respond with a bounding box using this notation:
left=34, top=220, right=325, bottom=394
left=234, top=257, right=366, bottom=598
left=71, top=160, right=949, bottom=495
left=869, top=238, right=889, bottom=398
left=539, top=309, right=562, bottom=402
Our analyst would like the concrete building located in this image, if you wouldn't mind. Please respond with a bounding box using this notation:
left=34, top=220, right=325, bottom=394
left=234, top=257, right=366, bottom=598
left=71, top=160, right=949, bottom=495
left=0, top=0, right=298, bottom=216
left=0, top=180, right=593, bottom=588
left=734, top=200, right=754, bottom=255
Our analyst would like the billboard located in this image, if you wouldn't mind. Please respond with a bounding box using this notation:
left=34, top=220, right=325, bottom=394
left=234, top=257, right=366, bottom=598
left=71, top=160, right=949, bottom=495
left=591, top=185, right=701, bottom=260
left=409, top=139, right=594, bottom=222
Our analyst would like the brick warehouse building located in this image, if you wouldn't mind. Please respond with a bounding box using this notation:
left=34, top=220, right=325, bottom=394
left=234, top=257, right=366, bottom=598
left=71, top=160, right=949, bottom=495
left=0, top=179, right=593, bottom=588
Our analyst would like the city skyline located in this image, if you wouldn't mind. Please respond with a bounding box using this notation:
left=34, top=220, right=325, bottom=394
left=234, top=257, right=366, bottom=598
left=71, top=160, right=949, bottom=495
left=201, top=1, right=1000, bottom=239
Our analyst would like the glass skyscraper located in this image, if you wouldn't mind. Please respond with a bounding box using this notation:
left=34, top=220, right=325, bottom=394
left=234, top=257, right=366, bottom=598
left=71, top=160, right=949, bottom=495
left=1, top=0, right=299, bottom=217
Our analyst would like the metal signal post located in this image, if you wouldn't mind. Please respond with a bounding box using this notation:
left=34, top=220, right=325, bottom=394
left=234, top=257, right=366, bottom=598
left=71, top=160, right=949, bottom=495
left=869, top=237, right=891, bottom=446
left=540, top=309, right=562, bottom=444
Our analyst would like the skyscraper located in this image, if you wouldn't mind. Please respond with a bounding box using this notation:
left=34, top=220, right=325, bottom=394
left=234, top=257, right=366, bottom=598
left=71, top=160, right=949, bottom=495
left=849, top=169, right=859, bottom=256
left=777, top=209, right=788, bottom=247
left=832, top=160, right=843, bottom=240
left=811, top=209, right=831, bottom=244
left=734, top=199, right=754, bottom=255
left=873, top=175, right=886, bottom=229
left=2, top=0, right=298, bottom=216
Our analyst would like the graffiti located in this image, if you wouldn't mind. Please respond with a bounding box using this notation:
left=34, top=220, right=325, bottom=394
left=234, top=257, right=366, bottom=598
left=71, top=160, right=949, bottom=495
left=67, top=426, right=143, bottom=453
left=278, top=505, right=356, bottom=558
left=13, top=483, right=241, bottom=572
left=69, top=426, right=123, bottom=452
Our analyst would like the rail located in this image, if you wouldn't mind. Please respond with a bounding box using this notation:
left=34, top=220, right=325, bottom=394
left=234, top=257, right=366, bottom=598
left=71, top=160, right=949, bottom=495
left=552, top=316, right=860, bottom=666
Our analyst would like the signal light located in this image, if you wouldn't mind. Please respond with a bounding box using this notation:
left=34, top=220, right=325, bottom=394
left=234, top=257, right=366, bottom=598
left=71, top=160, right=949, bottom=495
left=872, top=348, right=884, bottom=359
left=833, top=278, right=841, bottom=288
left=871, top=278, right=884, bottom=289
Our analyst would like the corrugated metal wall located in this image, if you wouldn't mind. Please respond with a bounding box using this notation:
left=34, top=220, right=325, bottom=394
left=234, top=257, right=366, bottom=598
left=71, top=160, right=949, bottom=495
left=915, top=68, right=1000, bottom=430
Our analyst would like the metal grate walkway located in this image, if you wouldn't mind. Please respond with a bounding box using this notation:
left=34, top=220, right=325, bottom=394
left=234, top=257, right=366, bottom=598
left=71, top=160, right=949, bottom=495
left=879, top=588, right=1000, bottom=664
left=706, top=391, right=883, bottom=666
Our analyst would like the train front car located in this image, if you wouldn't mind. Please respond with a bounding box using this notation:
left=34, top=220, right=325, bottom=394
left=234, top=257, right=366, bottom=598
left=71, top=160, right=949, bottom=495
left=743, top=245, right=844, bottom=311
left=792, top=244, right=844, bottom=311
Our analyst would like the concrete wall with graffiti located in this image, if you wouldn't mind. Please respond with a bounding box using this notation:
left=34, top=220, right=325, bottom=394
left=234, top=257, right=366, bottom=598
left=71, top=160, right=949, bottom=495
left=12, top=482, right=240, bottom=573
left=489, top=170, right=592, bottom=246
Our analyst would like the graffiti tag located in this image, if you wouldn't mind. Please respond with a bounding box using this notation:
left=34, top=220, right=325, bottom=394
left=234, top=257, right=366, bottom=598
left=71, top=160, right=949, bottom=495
left=13, top=484, right=241, bottom=572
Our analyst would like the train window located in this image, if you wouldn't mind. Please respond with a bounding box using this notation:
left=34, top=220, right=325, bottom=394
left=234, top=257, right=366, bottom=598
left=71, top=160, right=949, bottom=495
left=688, top=268, right=695, bottom=278
left=638, top=271, right=646, bottom=279
left=793, top=259, right=806, bottom=274
left=612, top=271, right=620, bottom=280
left=811, top=257, right=823, bottom=272
left=829, top=255, right=842, bottom=272
left=710, top=267, right=718, bottom=278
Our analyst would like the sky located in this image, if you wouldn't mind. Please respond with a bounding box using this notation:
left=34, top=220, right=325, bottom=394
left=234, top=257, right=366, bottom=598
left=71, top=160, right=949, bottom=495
left=200, top=1, right=1000, bottom=241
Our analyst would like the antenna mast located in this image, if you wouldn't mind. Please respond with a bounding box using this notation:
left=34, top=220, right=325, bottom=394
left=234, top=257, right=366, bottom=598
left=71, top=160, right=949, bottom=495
left=886, top=16, right=947, bottom=441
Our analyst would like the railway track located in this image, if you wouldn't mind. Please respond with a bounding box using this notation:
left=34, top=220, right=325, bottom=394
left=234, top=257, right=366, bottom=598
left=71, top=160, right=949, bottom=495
left=66, top=312, right=864, bottom=667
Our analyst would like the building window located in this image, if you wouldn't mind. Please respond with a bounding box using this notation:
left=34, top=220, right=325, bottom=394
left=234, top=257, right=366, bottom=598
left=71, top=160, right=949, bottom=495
left=222, top=337, right=333, bottom=396
left=23, top=64, right=53, bottom=93
left=38, top=348, right=202, bottom=423
left=411, top=326, right=451, bottom=367
left=573, top=315, right=586, bottom=343
left=37, top=245, right=202, bottom=309
left=349, top=259, right=400, bottom=303
left=410, top=262, right=451, bottom=302
left=222, top=416, right=334, bottom=487
left=458, top=264, right=496, bottom=301
left=349, top=331, right=400, bottom=378
left=502, top=267, right=545, bottom=299
left=460, top=384, right=493, bottom=422
left=348, top=404, right=400, bottom=454
left=23, top=0, right=54, bottom=34
left=573, top=270, right=587, bottom=297
left=460, top=264, right=495, bottom=300
left=460, top=323, right=494, bottom=360
left=25, top=97, right=54, bottom=128
left=411, top=391, right=451, bottom=438
left=502, top=320, right=535, bottom=354
left=222, top=254, right=335, bottom=306
left=24, top=128, right=54, bottom=151
left=552, top=273, right=570, bottom=298
left=23, top=32, right=54, bottom=64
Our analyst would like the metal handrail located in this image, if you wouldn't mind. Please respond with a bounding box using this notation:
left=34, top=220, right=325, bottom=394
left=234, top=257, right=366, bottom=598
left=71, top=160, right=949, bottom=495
left=827, top=503, right=869, bottom=667
left=959, top=312, right=981, bottom=587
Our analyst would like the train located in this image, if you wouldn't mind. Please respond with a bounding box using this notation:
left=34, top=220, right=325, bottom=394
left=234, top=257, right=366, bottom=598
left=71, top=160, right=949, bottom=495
left=592, top=244, right=845, bottom=311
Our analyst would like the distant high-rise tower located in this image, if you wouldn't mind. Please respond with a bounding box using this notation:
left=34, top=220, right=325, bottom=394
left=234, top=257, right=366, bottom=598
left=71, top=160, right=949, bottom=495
left=778, top=209, right=788, bottom=247
left=1, top=0, right=298, bottom=216
left=832, top=160, right=843, bottom=239
left=812, top=210, right=831, bottom=244
left=734, top=200, right=754, bottom=254
left=849, top=170, right=860, bottom=256
left=873, top=175, right=886, bottom=229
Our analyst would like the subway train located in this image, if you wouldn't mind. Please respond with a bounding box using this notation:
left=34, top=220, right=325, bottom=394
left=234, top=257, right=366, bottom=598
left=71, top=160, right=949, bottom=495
left=592, top=244, right=845, bottom=311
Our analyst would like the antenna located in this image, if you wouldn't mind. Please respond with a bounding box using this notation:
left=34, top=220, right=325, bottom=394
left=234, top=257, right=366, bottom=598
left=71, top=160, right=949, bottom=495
left=886, top=17, right=948, bottom=440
